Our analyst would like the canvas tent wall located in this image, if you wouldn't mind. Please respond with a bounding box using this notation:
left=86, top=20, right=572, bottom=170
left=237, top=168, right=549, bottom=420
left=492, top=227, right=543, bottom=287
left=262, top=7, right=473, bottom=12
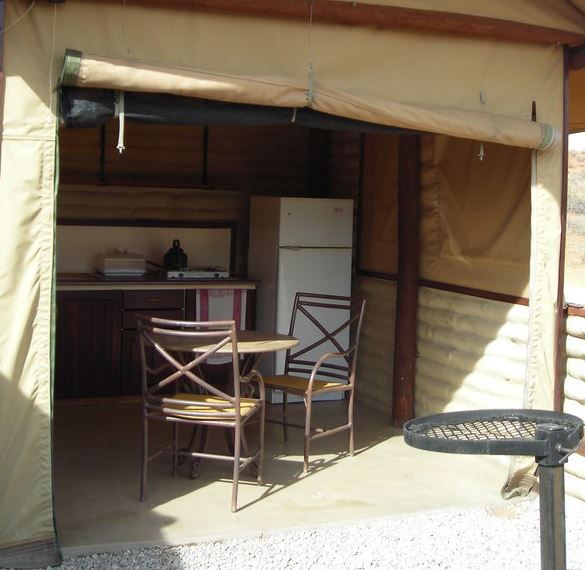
left=1, top=0, right=584, bottom=566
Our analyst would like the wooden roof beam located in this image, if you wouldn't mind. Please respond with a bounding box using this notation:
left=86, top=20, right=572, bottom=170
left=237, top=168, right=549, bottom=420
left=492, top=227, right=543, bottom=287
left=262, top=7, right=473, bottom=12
left=49, top=0, right=585, bottom=46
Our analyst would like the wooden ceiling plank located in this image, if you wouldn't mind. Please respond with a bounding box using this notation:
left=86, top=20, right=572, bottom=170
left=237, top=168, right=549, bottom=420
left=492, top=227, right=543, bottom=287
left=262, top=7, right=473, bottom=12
left=53, top=0, right=585, bottom=46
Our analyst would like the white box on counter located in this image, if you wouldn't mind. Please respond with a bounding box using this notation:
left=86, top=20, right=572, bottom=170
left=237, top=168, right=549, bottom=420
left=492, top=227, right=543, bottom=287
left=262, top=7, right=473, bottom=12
left=96, top=250, right=146, bottom=276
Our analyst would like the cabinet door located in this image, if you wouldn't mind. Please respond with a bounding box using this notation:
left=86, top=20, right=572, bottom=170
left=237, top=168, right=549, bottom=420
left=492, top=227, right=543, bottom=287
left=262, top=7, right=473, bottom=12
left=120, top=331, right=142, bottom=396
left=55, top=291, right=122, bottom=398
left=120, top=289, right=184, bottom=395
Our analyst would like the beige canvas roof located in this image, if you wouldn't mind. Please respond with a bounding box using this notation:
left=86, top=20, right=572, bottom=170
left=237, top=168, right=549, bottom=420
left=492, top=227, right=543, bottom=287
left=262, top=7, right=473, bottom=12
left=362, top=0, right=585, bottom=32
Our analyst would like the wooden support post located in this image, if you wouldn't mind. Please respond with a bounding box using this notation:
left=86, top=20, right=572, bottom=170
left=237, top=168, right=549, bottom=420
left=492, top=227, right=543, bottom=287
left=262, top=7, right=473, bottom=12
left=554, top=47, right=570, bottom=412
left=392, top=135, right=420, bottom=426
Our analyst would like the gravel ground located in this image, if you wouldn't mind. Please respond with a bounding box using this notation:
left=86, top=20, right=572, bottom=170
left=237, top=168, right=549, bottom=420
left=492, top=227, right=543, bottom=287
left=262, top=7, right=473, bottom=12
left=45, top=497, right=585, bottom=570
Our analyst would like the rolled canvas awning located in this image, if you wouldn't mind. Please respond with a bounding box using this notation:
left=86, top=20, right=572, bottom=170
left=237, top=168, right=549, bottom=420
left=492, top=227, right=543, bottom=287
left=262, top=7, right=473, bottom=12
left=61, top=49, right=559, bottom=151
left=59, top=86, right=416, bottom=134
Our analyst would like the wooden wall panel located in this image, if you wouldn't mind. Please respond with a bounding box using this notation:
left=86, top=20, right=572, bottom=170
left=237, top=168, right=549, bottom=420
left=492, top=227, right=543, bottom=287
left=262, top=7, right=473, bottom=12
left=103, top=121, right=204, bottom=186
left=59, top=121, right=332, bottom=195
left=206, top=125, right=317, bottom=194
left=58, top=127, right=102, bottom=185
left=352, top=276, right=396, bottom=414
left=57, top=185, right=250, bottom=274
left=359, top=133, right=399, bottom=277
left=327, top=131, right=361, bottom=199
left=415, top=287, right=528, bottom=417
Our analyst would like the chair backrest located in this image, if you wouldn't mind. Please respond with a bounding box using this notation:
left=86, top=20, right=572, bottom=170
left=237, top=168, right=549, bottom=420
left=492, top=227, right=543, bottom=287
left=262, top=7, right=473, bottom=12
left=283, top=293, right=366, bottom=384
left=136, top=315, right=242, bottom=403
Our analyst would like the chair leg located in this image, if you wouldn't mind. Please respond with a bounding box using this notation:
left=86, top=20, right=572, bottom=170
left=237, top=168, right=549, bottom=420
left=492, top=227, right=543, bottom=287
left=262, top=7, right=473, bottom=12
left=240, top=428, right=250, bottom=457
left=232, top=423, right=241, bottom=512
left=257, top=403, right=265, bottom=485
left=303, top=396, right=312, bottom=474
left=282, top=392, right=289, bottom=443
left=240, top=429, right=258, bottom=479
left=348, top=388, right=355, bottom=456
left=140, top=414, right=148, bottom=502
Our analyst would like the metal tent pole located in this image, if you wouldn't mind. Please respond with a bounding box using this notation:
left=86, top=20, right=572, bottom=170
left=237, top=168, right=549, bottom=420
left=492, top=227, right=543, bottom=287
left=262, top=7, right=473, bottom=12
left=536, top=423, right=572, bottom=570
left=538, top=464, right=566, bottom=570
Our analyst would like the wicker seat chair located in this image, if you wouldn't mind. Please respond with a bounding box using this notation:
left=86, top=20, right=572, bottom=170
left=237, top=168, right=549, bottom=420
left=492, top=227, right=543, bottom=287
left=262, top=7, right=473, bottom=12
left=137, top=315, right=265, bottom=512
left=263, top=292, right=366, bottom=474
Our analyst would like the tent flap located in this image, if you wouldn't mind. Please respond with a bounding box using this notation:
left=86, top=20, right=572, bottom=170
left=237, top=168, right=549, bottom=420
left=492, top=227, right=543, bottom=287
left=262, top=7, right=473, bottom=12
left=59, top=86, right=416, bottom=134
left=60, top=49, right=560, bottom=151
left=0, top=537, right=61, bottom=569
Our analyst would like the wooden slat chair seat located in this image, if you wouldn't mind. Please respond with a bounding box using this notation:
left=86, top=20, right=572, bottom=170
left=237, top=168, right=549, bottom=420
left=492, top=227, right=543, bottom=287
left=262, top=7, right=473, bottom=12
left=263, top=292, right=366, bottom=474
left=148, top=393, right=262, bottom=420
left=137, top=316, right=265, bottom=512
left=264, top=375, right=352, bottom=395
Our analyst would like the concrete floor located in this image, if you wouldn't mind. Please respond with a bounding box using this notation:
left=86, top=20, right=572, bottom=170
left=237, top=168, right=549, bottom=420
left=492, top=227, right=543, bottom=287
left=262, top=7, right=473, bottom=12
left=53, top=400, right=512, bottom=554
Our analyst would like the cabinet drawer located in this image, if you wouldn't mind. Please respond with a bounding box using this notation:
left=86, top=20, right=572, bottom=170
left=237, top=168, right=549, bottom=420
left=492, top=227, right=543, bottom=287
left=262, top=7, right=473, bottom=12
left=123, top=309, right=184, bottom=329
left=123, top=289, right=184, bottom=310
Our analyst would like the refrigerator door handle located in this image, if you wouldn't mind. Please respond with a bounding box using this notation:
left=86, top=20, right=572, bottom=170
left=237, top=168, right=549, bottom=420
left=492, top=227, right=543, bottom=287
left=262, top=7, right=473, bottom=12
left=280, top=245, right=302, bottom=250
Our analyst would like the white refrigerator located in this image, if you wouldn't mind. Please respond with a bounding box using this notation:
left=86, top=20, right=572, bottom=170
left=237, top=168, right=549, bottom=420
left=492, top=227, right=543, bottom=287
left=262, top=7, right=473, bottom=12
left=248, top=196, right=353, bottom=402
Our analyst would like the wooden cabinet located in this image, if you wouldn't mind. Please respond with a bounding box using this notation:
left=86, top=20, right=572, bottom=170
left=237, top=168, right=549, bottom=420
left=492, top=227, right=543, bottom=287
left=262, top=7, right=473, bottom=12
left=120, top=290, right=185, bottom=395
left=55, top=285, right=256, bottom=399
left=55, top=291, right=122, bottom=398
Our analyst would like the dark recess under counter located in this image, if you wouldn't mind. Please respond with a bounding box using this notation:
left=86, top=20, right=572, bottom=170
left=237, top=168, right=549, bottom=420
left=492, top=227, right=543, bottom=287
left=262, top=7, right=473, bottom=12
left=55, top=280, right=256, bottom=399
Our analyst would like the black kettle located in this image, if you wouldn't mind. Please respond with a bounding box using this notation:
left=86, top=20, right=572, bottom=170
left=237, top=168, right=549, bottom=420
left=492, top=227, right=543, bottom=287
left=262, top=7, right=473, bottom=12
left=163, top=239, right=188, bottom=270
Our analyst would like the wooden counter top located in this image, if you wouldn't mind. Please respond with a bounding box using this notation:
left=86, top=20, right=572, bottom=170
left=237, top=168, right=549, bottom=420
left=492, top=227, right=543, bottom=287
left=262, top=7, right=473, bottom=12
left=57, top=273, right=257, bottom=291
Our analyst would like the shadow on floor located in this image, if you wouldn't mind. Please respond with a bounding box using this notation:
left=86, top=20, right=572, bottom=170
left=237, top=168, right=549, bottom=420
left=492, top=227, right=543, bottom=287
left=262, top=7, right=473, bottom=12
left=53, top=400, right=510, bottom=554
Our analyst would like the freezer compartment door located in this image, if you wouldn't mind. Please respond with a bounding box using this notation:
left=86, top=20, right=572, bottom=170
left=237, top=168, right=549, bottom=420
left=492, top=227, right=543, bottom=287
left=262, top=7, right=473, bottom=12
left=278, top=198, right=353, bottom=248
left=269, top=247, right=352, bottom=403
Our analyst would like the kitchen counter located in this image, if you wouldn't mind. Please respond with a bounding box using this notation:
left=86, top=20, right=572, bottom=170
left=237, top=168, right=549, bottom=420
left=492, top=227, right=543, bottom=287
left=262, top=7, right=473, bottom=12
left=55, top=274, right=257, bottom=398
left=57, top=273, right=257, bottom=291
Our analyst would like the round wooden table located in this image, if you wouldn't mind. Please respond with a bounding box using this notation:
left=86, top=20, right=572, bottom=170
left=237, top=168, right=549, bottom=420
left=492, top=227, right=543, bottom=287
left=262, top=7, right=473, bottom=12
left=150, top=330, right=298, bottom=356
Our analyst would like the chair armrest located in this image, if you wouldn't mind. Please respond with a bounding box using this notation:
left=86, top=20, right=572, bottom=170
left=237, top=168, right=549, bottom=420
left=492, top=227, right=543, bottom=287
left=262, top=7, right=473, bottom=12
left=305, top=347, right=355, bottom=395
left=241, top=369, right=266, bottom=401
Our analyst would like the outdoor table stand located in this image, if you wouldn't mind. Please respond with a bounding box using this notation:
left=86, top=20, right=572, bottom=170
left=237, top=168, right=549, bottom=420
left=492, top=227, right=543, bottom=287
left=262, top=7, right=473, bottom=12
left=403, top=409, right=584, bottom=570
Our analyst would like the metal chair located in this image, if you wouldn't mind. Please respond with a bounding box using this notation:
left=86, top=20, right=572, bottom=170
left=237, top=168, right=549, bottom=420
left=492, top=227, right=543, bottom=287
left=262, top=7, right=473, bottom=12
left=137, top=315, right=265, bottom=512
left=263, top=293, right=366, bottom=473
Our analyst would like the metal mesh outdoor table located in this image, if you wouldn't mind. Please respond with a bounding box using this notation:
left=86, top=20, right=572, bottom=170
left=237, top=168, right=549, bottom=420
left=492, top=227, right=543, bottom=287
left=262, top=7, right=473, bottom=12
left=404, top=409, right=583, bottom=570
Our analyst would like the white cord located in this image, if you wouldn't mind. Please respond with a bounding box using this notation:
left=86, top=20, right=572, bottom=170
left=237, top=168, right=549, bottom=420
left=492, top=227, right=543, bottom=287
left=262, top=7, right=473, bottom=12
left=0, top=0, right=35, bottom=35
left=477, top=91, right=486, bottom=160
left=478, top=142, right=485, bottom=161
left=115, top=91, right=126, bottom=153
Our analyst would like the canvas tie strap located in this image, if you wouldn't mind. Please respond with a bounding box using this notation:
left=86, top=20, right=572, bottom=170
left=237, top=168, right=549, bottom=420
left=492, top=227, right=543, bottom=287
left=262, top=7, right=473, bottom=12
left=114, top=90, right=126, bottom=154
